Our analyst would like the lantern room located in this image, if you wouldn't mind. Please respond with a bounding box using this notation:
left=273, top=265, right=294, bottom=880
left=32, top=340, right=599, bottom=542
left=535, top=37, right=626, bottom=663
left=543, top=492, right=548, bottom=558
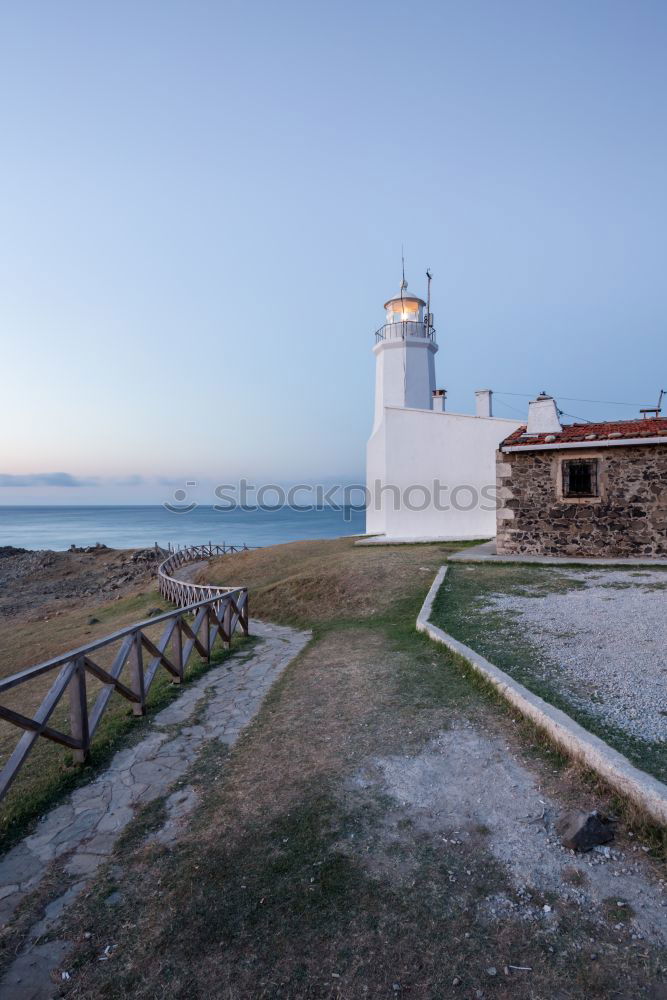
left=384, top=279, right=425, bottom=325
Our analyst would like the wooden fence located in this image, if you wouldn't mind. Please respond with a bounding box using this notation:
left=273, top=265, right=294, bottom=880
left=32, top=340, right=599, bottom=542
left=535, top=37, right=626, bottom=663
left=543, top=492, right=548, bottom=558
left=0, top=545, right=251, bottom=802
left=157, top=543, right=254, bottom=607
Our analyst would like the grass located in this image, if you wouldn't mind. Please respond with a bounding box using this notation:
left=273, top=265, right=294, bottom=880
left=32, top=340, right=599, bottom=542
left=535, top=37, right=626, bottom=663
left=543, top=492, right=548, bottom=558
left=50, top=538, right=666, bottom=999
left=0, top=582, right=251, bottom=852
left=430, top=563, right=667, bottom=783
left=198, top=536, right=466, bottom=628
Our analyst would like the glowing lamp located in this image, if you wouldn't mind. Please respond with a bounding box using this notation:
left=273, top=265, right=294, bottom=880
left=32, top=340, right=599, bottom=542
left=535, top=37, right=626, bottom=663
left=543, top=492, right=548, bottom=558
left=384, top=279, right=426, bottom=326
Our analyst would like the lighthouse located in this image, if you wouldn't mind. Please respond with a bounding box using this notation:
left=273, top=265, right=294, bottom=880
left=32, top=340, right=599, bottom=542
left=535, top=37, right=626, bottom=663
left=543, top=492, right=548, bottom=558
left=372, top=278, right=438, bottom=430
left=366, top=269, right=523, bottom=542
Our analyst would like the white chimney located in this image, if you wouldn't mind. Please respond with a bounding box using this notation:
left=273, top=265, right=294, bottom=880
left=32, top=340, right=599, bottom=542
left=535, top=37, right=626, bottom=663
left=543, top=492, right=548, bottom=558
left=432, top=388, right=447, bottom=412
left=526, top=393, right=562, bottom=435
left=475, top=389, right=493, bottom=418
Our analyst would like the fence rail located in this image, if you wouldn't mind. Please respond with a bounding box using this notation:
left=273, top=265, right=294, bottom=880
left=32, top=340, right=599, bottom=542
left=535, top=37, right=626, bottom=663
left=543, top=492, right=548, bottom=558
left=157, top=543, right=255, bottom=607
left=0, top=544, right=251, bottom=802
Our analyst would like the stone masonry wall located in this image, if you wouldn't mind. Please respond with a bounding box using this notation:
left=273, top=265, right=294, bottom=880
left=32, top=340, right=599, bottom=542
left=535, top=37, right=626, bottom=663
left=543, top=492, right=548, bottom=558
left=496, top=444, right=667, bottom=557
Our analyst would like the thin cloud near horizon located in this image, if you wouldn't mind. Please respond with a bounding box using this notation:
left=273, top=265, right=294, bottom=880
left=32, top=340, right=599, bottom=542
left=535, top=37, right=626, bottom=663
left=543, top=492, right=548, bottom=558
left=0, top=473, right=97, bottom=488
left=0, top=473, right=149, bottom=488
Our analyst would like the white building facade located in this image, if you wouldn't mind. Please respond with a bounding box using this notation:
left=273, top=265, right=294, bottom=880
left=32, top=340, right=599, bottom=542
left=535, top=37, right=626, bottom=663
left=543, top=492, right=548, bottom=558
left=365, top=279, right=522, bottom=540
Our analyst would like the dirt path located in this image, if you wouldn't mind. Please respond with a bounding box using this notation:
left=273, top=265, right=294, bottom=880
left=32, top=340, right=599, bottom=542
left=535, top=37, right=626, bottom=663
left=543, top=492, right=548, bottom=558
left=0, top=621, right=310, bottom=999
left=374, top=726, right=667, bottom=942
left=4, top=539, right=665, bottom=998
left=168, top=558, right=208, bottom=585
left=54, top=537, right=666, bottom=998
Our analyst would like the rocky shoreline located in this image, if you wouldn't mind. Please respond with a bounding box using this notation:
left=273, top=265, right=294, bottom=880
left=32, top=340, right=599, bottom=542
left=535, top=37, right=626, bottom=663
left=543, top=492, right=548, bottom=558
left=0, top=545, right=162, bottom=621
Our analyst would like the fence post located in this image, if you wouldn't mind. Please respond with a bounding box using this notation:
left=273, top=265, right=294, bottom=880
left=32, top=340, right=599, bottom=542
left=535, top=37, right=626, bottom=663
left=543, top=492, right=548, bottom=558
left=223, top=598, right=233, bottom=649
left=130, top=630, right=146, bottom=715
left=174, top=616, right=184, bottom=682
left=241, top=589, right=249, bottom=637
left=69, top=656, right=90, bottom=764
left=205, top=605, right=212, bottom=662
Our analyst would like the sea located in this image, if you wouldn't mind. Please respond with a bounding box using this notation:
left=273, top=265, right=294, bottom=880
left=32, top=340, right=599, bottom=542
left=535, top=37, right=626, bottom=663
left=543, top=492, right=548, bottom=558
left=0, top=506, right=366, bottom=552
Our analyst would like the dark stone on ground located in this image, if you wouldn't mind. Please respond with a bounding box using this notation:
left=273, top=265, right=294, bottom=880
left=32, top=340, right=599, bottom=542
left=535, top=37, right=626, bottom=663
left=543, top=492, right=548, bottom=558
left=69, top=543, right=113, bottom=554
left=131, top=548, right=161, bottom=563
left=0, top=546, right=28, bottom=558
left=87, top=616, right=101, bottom=625
left=146, top=607, right=165, bottom=618
left=556, top=809, right=615, bottom=852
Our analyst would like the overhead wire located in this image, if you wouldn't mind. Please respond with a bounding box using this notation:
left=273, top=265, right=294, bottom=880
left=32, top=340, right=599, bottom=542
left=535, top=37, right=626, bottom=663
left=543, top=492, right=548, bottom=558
left=494, top=391, right=654, bottom=408
left=557, top=409, right=592, bottom=424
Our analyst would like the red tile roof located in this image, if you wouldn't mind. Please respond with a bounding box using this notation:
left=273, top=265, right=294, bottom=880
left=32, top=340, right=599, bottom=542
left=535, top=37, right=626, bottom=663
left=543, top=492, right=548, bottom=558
left=501, top=417, right=667, bottom=449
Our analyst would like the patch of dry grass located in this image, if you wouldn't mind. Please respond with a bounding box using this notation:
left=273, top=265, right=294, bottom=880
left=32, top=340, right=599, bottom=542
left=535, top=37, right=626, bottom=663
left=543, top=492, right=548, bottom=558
left=199, top=536, right=461, bottom=627
left=57, top=539, right=667, bottom=1000
left=0, top=564, right=238, bottom=848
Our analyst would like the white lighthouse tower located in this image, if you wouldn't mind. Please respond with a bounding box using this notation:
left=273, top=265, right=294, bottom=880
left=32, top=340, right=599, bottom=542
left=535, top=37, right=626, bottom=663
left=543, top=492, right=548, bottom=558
left=366, top=270, right=523, bottom=542
left=371, top=278, right=437, bottom=431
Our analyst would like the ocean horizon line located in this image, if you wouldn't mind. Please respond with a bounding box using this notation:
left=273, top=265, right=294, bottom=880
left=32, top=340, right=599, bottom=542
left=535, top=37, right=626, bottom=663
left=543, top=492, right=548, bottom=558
left=0, top=503, right=367, bottom=511
left=0, top=504, right=368, bottom=552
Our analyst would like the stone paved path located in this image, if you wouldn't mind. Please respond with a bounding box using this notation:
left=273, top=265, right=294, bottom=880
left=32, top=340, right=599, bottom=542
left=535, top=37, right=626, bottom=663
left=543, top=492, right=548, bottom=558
left=0, top=619, right=310, bottom=999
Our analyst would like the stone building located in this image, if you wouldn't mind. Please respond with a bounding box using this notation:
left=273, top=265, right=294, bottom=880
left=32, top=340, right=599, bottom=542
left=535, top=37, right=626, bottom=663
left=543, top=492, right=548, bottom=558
left=496, top=394, right=667, bottom=558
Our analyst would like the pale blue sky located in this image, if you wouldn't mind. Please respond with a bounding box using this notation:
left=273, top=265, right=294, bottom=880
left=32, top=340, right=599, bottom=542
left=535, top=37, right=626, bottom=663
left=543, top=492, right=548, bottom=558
left=1, top=0, right=666, bottom=504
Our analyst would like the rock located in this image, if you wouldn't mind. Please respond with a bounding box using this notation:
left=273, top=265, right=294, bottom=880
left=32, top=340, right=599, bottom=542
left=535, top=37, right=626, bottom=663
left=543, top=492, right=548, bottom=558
left=87, top=616, right=100, bottom=625
left=556, top=810, right=615, bottom=852
left=0, top=546, right=28, bottom=558
left=131, top=548, right=159, bottom=563
left=486, top=967, right=497, bottom=976
left=146, top=607, right=166, bottom=618
left=69, top=543, right=111, bottom=554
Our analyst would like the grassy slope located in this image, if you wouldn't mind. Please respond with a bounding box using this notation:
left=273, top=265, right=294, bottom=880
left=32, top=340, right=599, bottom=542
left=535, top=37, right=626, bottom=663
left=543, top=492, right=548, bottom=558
left=0, top=583, right=248, bottom=850
left=56, top=539, right=666, bottom=1000
left=430, top=564, right=667, bottom=783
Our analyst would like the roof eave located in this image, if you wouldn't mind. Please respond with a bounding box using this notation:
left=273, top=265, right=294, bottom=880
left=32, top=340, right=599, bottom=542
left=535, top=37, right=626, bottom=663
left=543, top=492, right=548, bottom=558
left=501, top=436, right=667, bottom=453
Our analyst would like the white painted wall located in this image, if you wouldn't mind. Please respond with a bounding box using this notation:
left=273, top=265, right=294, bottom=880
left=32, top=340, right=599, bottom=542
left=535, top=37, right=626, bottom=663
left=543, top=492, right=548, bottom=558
left=475, top=389, right=493, bottom=418
left=366, top=407, right=523, bottom=539
left=526, top=394, right=562, bottom=434
left=372, top=336, right=437, bottom=431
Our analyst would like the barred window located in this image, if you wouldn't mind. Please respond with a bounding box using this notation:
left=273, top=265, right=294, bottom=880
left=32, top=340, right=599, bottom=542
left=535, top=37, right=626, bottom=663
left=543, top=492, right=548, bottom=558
left=562, top=459, right=599, bottom=498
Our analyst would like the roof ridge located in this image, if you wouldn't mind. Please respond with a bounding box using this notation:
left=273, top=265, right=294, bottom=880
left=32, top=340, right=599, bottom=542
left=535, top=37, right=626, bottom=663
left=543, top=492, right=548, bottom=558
left=501, top=415, right=667, bottom=448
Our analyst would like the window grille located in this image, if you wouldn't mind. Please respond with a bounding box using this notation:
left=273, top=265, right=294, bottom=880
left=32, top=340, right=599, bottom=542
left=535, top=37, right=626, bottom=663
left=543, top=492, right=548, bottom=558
left=562, top=459, right=599, bottom=498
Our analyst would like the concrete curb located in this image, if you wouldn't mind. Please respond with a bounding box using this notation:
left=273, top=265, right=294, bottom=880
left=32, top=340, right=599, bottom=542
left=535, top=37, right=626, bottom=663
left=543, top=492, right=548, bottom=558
left=355, top=535, right=485, bottom=547
left=417, top=566, right=667, bottom=827
left=447, top=539, right=667, bottom=567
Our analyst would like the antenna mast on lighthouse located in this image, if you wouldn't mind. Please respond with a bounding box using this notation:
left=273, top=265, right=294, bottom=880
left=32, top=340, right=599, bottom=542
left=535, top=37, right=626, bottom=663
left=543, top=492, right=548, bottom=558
left=425, top=268, right=433, bottom=336
left=400, top=246, right=406, bottom=305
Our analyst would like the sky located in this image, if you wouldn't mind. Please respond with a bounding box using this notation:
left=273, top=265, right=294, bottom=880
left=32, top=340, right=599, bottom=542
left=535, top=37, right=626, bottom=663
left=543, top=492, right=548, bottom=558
left=1, top=0, right=666, bottom=504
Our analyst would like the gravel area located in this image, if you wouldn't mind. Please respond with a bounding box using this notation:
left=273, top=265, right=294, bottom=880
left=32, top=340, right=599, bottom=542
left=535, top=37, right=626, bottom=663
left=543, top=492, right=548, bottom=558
left=373, top=726, right=667, bottom=945
left=485, top=570, right=667, bottom=743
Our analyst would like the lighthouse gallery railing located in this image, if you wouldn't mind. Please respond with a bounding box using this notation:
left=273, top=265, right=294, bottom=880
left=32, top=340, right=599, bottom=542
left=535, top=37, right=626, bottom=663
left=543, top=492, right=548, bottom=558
left=374, top=320, right=436, bottom=344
